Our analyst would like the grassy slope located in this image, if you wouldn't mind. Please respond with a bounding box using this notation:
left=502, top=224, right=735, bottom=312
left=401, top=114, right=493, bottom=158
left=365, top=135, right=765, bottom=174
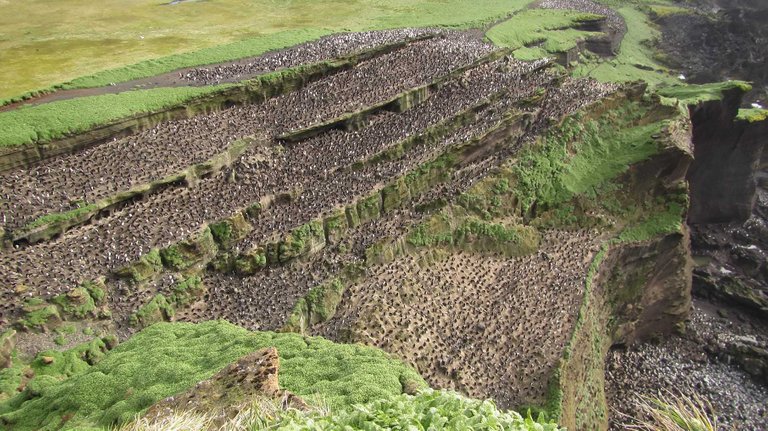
left=572, top=6, right=677, bottom=86
left=0, top=85, right=233, bottom=148
left=0, top=321, right=425, bottom=430
left=485, top=9, right=603, bottom=60
left=0, top=0, right=535, bottom=101
left=513, top=101, right=664, bottom=212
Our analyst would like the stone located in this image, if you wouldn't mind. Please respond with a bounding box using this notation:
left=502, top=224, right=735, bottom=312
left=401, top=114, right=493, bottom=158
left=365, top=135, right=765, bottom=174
left=41, top=356, right=54, bottom=365
left=142, top=347, right=306, bottom=426
left=0, top=329, right=16, bottom=369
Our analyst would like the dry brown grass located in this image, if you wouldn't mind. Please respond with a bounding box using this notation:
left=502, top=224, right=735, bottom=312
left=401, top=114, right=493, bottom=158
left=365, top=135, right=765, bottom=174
left=115, top=397, right=329, bottom=431
left=621, top=390, right=719, bottom=431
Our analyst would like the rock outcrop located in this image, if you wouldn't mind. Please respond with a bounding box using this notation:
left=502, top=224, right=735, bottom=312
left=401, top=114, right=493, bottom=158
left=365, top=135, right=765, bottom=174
left=142, top=347, right=306, bottom=426
left=687, top=88, right=767, bottom=223
left=687, top=87, right=768, bottom=316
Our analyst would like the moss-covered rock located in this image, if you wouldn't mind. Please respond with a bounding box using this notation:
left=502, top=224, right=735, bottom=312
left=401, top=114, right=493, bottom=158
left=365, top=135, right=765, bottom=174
left=357, top=193, right=382, bottom=224
left=277, top=219, right=325, bottom=263
left=115, top=249, right=163, bottom=282
left=17, top=299, right=61, bottom=332
left=284, top=278, right=346, bottom=334
left=345, top=205, right=361, bottom=229
left=168, top=275, right=206, bottom=308
left=382, top=178, right=411, bottom=213
left=323, top=210, right=348, bottom=245
left=159, top=227, right=218, bottom=271
left=209, top=213, right=253, bottom=250
left=234, top=249, right=268, bottom=275
left=129, top=294, right=174, bottom=328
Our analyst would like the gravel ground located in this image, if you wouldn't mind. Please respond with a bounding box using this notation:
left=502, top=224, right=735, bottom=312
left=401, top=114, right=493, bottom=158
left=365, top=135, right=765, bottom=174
left=607, top=300, right=768, bottom=430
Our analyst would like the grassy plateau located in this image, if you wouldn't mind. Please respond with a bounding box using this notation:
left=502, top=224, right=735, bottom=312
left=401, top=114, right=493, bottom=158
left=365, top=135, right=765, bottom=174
left=0, top=0, right=535, bottom=102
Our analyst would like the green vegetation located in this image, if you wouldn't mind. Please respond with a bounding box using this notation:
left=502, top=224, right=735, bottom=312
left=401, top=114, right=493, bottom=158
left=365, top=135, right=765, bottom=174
left=17, top=299, right=61, bottom=332
left=617, top=202, right=684, bottom=242
left=486, top=9, right=604, bottom=59
left=1, top=0, right=536, bottom=101
left=546, top=244, right=610, bottom=428
left=168, top=276, right=205, bottom=309
left=119, top=389, right=562, bottom=431
left=572, top=7, right=677, bottom=86
left=22, top=203, right=99, bottom=231
left=0, top=351, right=25, bottom=401
left=62, top=29, right=331, bottom=92
left=0, top=85, right=233, bottom=148
left=279, top=219, right=325, bottom=262
left=406, top=215, right=539, bottom=258
left=514, top=101, right=663, bottom=212
left=51, top=289, right=96, bottom=320
left=648, top=5, right=693, bottom=18
left=31, top=338, right=110, bottom=380
left=0, top=321, right=425, bottom=430
left=275, top=389, right=562, bottom=430
left=285, top=278, right=346, bottom=333
left=129, top=294, right=175, bottom=328
left=116, top=249, right=164, bottom=282
left=657, top=81, right=752, bottom=105
left=159, top=246, right=189, bottom=271
left=128, top=275, right=207, bottom=328
left=209, top=221, right=233, bottom=246
left=737, top=108, right=768, bottom=123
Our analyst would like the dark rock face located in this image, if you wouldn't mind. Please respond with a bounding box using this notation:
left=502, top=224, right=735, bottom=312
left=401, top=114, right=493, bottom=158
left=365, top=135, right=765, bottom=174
left=657, top=0, right=768, bottom=105
left=687, top=91, right=767, bottom=224
left=686, top=86, right=768, bottom=316
left=691, top=171, right=768, bottom=316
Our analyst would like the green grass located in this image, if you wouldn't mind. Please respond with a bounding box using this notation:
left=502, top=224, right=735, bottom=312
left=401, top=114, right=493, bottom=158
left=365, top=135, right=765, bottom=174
left=0, top=0, right=536, bottom=101
left=617, top=202, right=684, bottom=242
left=657, top=81, right=752, bottom=105
left=648, top=5, right=693, bottom=18
left=737, top=108, right=768, bottom=123
left=486, top=9, right=604, bottom=59
left=61, top=29, right=332, bottom=92
left=513, top=101, right=663, bottom=212
left=0, top=321, right=425, bottom=431
left=572, top=7, right=677, bottom=86
left=0, top=351, right=25, bottom=402
left=0, top=85, right=233, bottom=148
left=22, top=203, right=99, bottom=231
left=117, top=389, right=563, bottom=431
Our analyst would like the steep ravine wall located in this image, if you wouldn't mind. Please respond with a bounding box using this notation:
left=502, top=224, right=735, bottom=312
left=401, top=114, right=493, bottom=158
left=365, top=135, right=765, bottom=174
left=554, top=122, right=694, bottom=431
left=556, top=228, right=692, bottom=431
left=686, top=87, right=768, bottom=315
left=687, top=88, right=768, bottom=223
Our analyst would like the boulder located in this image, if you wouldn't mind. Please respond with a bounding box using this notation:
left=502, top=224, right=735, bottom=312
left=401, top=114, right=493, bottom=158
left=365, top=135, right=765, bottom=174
left=142, top=347, right=306, bottom=426
left=0, top=329, right=16, bottom=369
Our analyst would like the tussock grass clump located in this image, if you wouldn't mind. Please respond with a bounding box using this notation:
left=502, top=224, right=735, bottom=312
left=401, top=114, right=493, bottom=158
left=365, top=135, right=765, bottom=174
left=623, top=391, right=719, bottom=431
left=116, top=397, right=329, bottom=431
